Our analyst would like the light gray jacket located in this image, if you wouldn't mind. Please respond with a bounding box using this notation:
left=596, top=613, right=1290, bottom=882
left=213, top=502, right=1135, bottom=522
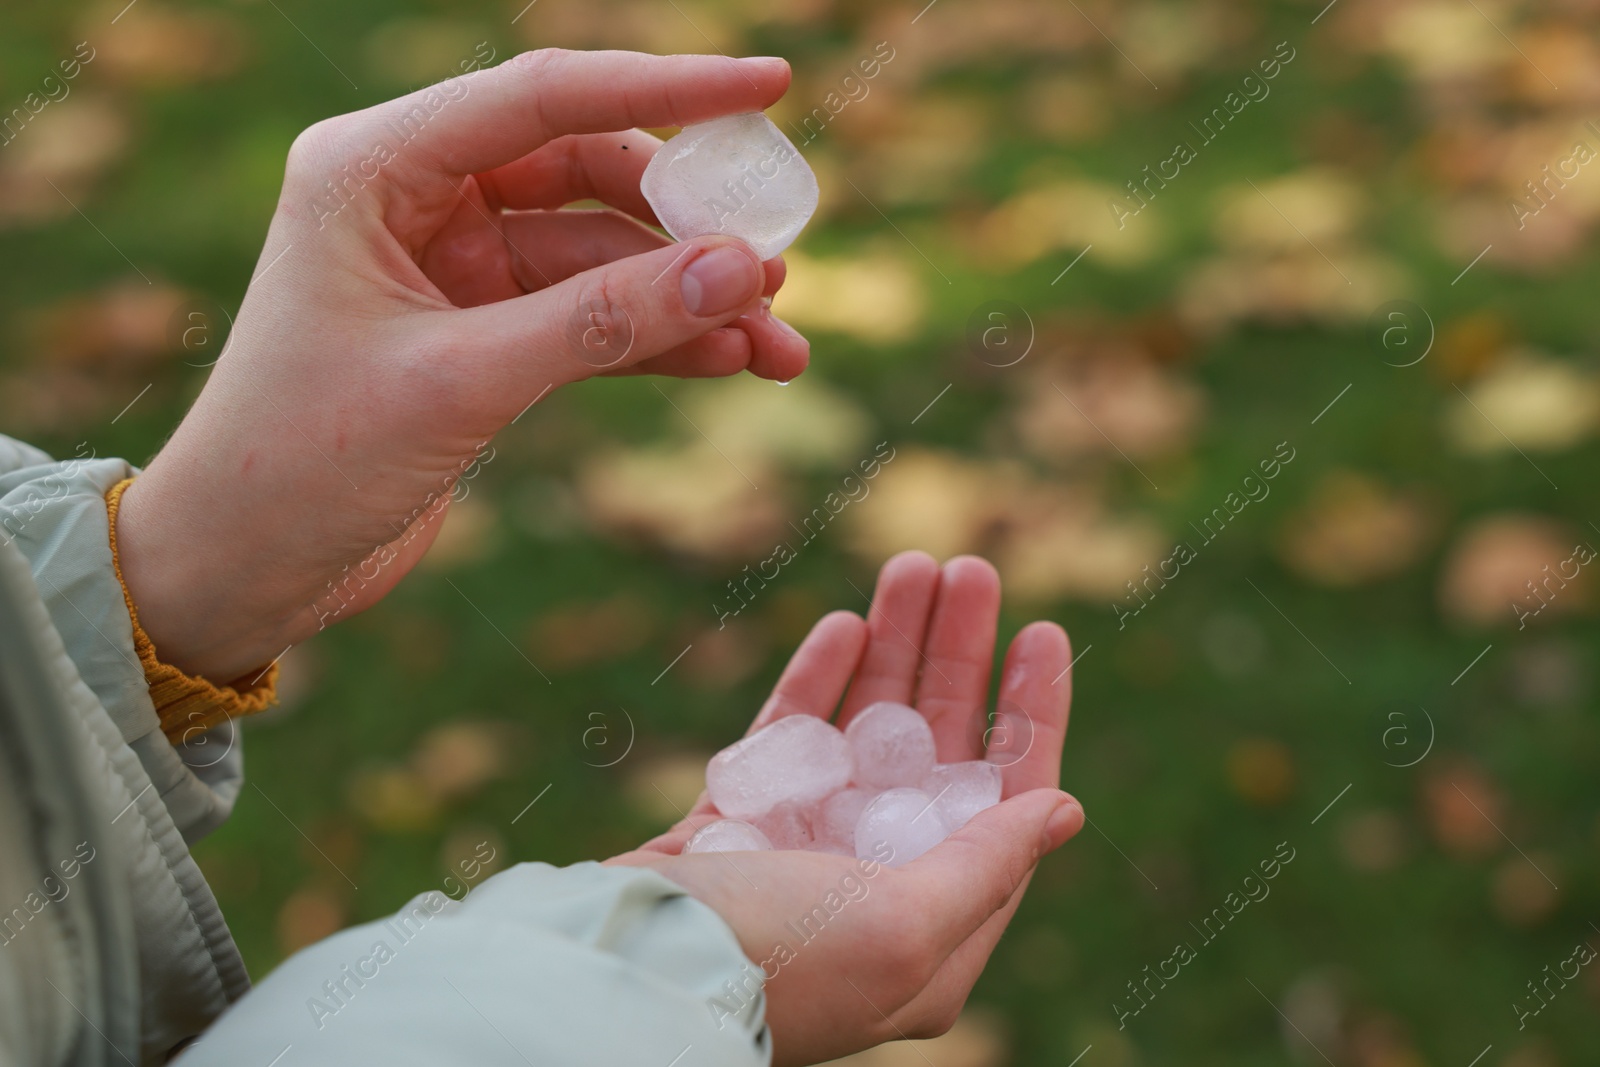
left=0, top=435, right=770, bottom=1066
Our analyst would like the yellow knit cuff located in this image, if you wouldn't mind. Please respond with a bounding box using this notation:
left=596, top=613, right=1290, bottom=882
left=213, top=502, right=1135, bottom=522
left=105, top=478, right=278, bottom=745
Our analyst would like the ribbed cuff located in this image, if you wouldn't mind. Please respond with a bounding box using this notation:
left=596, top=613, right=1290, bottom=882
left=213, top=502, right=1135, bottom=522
left=105, top=478, right=278, bottom=745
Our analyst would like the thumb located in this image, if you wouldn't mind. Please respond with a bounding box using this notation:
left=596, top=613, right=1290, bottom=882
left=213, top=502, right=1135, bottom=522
left=453, top=235, right=766, bottom=389
left=908, top=788, right=1084, bottom=952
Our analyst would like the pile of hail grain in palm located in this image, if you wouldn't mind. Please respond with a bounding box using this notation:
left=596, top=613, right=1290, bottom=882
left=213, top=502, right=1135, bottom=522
left=686, top=703, right=1002, bottom=866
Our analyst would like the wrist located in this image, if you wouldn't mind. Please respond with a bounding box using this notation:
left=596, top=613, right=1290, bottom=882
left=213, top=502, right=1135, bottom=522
left=112, top=474, right=296, bottom=682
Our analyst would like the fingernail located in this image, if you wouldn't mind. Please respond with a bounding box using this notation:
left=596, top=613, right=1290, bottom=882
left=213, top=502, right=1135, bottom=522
left=741, top=55, right=787, bottom=66
left=681, top=244, right=761, bottom=317
left=1044, top=793, right=1083, bottom=851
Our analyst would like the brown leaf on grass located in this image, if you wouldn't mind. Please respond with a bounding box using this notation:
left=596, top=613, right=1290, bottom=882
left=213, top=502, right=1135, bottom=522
left=854, top=95, right=988, bottom=205
left=775, top=248, right=928, bottom=344
left=844, top=449, right=1003, bottom=563
left=1413, top=117, right=1506, bottom=193
left=348, top=723, right=518, bottom=831
left=1225, top=737, right=1295, bottom=807
left=1501, top=1041, right=1563, bottom=1067
left=414, top=495, right=500, bottom=572
left=1495, top=118, right=1600, bottom=225
left=679, top=623, right=770, bottom=690
left=0, top=367, right=116, bottom=435
left=1277, top=472, right=1436, bottom=587
left=1511, top=23, right=1600, bottom=105
left=1213, top=171, right=1363, bottom=254
left=0, top=97, right=129, bottom=224
left=82, top=2, right=247, bottom=86
left=1177, top=171, right=1412, bottom=332
left=348, top=766, right=439, bottom=832
left=861, top=0, right=1094, bottom=83
left=681, top=374, right=871, bottom=471
left=844, top=448, right=1167, bottom=602
left=1119, top=2, right=1234, bottom=85
left=1446, top=353, right=1600, bottom=455
left=576, top=443, right=785, bottom=559
left=969, top=179, right=1164, bottom=272
left=1430, top=312, right=1511, bottom=383
left=0, top=279, right=192, bottom=431
left=623, top=751, right=710, bottom=825
left=1378, top=2, right=1505, bottom=83
left=1347, top=1011, right=1429, bottom=1067
left=1433, top=195, right=1591, bottom=271
left=1419, top=762, right=1504, bottom=858
left=528, top=594, right=653, bottom=671
left=1491, top=853, right=1561, bottom=927
left=1301, top=112, right=1391, bottom=175
left=1437, top=514, right=1590, bottom=628
left=1014, top=348, right=1205, bottom=463
left=1176, top=248, right=1406, bottom=334
left=276, top=885, right=346, bottom=957
left=993, top=488, right=1168, bottom=602
left=411, top=722, right=517, bottom=802
left=28, top=279, right=189, bottom=369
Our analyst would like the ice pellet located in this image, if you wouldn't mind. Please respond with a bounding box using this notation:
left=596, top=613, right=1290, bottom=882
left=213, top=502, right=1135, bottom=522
left=640, top=112, right=819, bottom=261
left=814, top=787, right=875, bottom=853
left=845, top=702, right=937, bottom=789
left=685, top=819, right=774, bottom=854
left=922, top=761, right=1003, bottom=829
left=854, top=787, right=951, bottom=867
left=754, top=800, right=816, bottom=851
left=706, top=714, right=852, bottom=821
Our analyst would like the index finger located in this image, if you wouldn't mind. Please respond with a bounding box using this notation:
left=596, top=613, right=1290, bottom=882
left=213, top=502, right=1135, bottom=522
left=389, top=50, right=790, bottom=178
left=479, top=130, right=666, bottom=224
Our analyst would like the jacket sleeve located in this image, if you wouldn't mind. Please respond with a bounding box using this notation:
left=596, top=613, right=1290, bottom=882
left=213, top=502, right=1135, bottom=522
left=177, top=861, right=773, bottom=1067
left=0, top=434, right=242, bottom=843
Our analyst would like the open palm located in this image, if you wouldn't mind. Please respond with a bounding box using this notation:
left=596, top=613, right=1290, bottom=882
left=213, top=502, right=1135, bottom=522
left=608, top=552, right=1083, bottom=1065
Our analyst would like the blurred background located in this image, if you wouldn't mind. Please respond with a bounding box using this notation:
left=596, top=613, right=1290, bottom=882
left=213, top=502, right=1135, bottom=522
left=3, top=0, right=1599, bottom=1062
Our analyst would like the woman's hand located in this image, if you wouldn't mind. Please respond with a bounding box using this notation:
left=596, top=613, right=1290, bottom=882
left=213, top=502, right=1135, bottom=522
left=115, top=50, right=810, bottom=681
left=608, top=553, right=1084, bottom=1066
